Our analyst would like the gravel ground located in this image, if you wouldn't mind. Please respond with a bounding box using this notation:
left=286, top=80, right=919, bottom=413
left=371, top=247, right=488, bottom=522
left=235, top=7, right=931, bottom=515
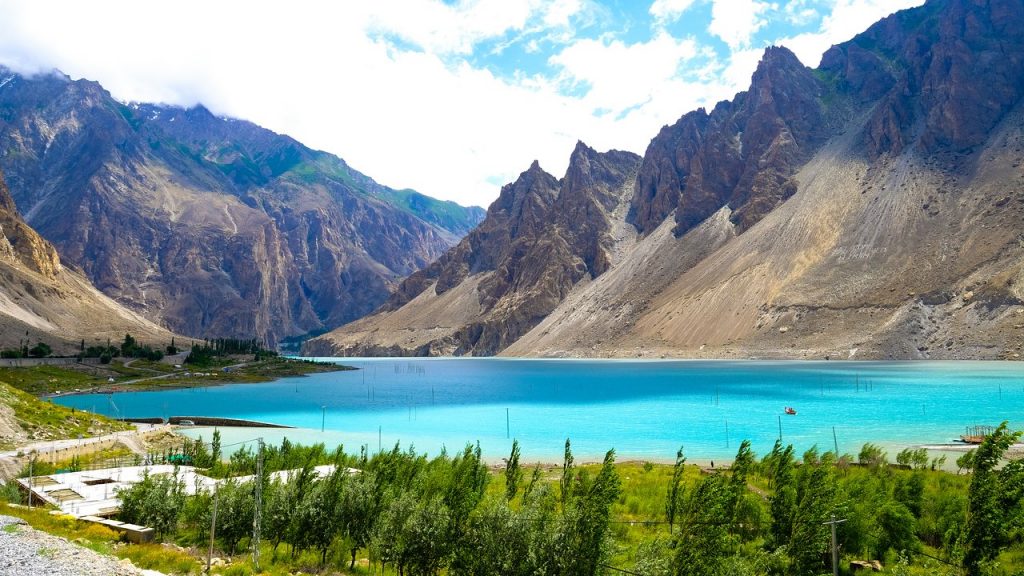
left=0, top=515, right=164, bottom=576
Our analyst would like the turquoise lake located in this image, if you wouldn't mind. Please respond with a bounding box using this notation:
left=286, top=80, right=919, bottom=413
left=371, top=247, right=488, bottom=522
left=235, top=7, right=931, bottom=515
left=54, top=359, right=1024, bottom=464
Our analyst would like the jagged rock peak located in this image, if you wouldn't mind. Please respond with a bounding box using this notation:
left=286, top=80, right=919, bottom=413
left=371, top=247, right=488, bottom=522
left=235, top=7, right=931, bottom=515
left=629, top=40, right=824, bottom=237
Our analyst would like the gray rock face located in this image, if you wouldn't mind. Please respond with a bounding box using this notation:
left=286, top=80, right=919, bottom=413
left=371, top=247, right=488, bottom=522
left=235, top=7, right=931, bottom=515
left=309, top=0, right=1024, bottom=360
left=306, top=143, right=641, bottom=356
left=629, top=46, right=827, bottom=236
left=0, top=71, right=483, bottom=345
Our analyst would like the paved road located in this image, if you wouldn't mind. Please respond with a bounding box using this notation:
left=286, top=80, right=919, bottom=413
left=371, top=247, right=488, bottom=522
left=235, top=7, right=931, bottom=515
left=0, top=424, right=171, bottom=481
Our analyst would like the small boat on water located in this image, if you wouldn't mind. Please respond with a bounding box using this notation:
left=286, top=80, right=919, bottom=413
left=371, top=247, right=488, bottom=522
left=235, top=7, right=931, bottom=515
left=784, top=407, right=797, bottom=415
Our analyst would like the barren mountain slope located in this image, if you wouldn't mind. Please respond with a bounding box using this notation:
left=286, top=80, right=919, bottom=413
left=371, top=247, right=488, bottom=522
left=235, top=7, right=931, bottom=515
left=517, top=103, right=1024, bottom=359
left=306, top=143, right=642, bottom=356
left=511, top=0, right=1024, bottom=359
left=312, top=0, right=1024, bottom=360
left=0, top=171, right=173, bottom=352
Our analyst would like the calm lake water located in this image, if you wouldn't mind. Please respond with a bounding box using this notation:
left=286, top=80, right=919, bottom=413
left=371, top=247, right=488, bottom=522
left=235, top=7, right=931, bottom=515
left=54, top=359, right=1024, bottom=463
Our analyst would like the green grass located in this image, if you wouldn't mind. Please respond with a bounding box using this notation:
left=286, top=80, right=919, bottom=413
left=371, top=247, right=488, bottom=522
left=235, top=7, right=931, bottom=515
left=0, top=357, right=348, bottom=400
left=116, top=543, right=201, bottom=575
left=0, top=381, right=130, bottom=448
left=0, top=365, right=102, bottom=396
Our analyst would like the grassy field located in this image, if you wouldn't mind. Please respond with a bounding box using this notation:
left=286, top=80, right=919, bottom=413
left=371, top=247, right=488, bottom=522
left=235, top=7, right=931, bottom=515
left=0, top=356, right=348, bottom=398
left=0, top=381, right=131, bottom=449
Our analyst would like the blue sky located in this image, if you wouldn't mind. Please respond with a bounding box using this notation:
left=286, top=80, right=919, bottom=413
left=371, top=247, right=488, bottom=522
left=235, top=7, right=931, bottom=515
left=0, top=0, right=923, bottom=207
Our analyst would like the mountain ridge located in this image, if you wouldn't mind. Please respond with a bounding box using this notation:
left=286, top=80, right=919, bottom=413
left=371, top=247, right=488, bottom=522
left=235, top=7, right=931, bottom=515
left=308, top=0, right=1024, bottom=360
left=0, top=168, right=174, bottom=351
left=0, top=68, right=484, bottom=345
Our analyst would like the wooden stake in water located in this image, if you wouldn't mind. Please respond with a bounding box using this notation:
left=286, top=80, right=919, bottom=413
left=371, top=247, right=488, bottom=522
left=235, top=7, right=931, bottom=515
left=832, top=426, right=839, bottom=456
left=506, top=408, right=510, bottom=439
left=778, top=415, right=783, bottom=442
left=725, top=419, right=729, bottom=448
left=378, top=426, right=382, bottom=453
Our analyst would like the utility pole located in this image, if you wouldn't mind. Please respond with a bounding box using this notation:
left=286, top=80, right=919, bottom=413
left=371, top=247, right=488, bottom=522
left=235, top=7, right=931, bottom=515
left=207, top=484, right=220, bottom=574
left=27, top=453, right=34, bottom=509
left=252, top=438, right=264, bottom=571
left=823, top=514, right=847, bottom=576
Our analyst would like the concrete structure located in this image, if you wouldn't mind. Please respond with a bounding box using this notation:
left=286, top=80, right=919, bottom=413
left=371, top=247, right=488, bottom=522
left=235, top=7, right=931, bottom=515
left=17, top=463, right=344, bottom=518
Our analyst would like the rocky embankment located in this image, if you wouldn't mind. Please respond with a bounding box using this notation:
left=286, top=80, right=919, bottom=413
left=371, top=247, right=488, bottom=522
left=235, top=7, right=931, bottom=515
left=0, top=515, right=163, bottom=576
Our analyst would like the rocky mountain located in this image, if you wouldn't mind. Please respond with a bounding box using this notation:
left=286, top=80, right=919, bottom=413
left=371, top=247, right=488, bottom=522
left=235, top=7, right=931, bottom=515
left=306, top=143, right=641, bottom=356
left=309, top=0, right=1024, bottom=360
left=0, top=169, right=173, bottom=352
left=0, top=72, right=484, bottom=345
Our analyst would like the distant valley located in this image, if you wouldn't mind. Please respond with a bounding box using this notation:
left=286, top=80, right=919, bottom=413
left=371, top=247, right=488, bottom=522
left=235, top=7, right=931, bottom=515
left=0, top=72, right=483, bottom=346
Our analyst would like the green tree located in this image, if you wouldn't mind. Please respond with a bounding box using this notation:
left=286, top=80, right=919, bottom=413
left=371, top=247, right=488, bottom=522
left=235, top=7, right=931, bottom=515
left=404, top=497, right=454, bottom=576
left=665, top=446, right=686, bottom=534
left=293, top=476, right=341, bottom=564
left=27, top=342, right=51, bottom=358
left=215, top=479, right=256, bottom=555
left=896, top=447, right=930, bottom=470
left=262, top=477, right=295, bottom=555
left=452, top=497, right=535, bottom=576
left=875, top=501, right=919, bottom=558
left=963, top=422, right=1022, bottom=575
left=673, top=472, right=732, bottom=576
left=116, top=468, right=185, bottom=539
left=766, top=441, right=796, bottom=550
left=340, top=471, right=379, bottom=569
left=372, top=490, right=416, bottom=575
left=210, top=428, right=222, bottom=469
left=956, top=450, right=975, bottom=475
left=789, top=449, right=838, bottom=576
left=858, top=443, right=888, bottom=468
left=121, top=333, right=137, bottom=357
left=505, top=439, right=522, bottom=501
left=560, top=438, right=574, bottom=507
left=551, top=449, right=621, bottom=576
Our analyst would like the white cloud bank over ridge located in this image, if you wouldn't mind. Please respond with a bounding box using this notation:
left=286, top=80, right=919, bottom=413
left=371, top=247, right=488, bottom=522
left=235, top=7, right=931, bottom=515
left=0, top=0, right=923, bottom=207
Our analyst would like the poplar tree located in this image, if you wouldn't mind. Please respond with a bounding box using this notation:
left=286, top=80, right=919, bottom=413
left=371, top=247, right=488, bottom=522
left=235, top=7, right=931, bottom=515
left=665, top=446, right=686, bottom=534
left=963, top=421, right=1023, bottom=575
left=505, top=439, right=522, bottom=501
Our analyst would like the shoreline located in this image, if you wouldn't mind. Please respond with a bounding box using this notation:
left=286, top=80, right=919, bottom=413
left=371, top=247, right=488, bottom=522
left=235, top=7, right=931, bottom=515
left=174, top=424, right=1005, bottom=471
left=42, top=358, right=352, bottom=398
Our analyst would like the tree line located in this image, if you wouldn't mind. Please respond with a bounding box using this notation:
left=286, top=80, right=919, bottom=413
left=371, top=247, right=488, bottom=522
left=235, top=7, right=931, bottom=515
left=184, top=337, right=276, bottom=366
left=0, top=333, right=178, bottom=361
left=112, top=423, right=1024, bottom=575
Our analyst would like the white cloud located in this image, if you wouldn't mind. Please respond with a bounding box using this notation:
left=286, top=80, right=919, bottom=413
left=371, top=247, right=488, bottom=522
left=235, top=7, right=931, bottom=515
left=709, top=0, right=770, bottom=49
left=0, top=0, right=927, bottom=209
left=777, top=0, right=925, bottom=67
left=366, top=0, right=539, bottom=55
left=649, top=0, right=697, bottom=26
left=550, top=32, right=700, bottom=113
